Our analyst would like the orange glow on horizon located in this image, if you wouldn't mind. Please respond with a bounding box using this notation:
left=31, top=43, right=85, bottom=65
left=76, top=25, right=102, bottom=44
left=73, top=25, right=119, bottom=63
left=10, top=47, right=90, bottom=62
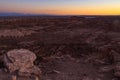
left=0, top=0, right=120, bottom=15
left=33, top=8, right=120, bottom=15
left=27, top=5, right=120, bottom=15
left=1, top=5, right=120, bottom=15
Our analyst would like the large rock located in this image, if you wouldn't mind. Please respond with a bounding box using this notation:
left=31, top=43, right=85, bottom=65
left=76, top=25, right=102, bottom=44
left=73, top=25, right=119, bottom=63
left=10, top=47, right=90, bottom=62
left=3, top=49, right=41, bottom=78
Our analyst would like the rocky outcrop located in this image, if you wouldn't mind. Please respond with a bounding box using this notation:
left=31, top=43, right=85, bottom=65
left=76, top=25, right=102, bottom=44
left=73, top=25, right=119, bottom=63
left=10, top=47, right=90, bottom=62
left=3, top=49, right=41, bottom=79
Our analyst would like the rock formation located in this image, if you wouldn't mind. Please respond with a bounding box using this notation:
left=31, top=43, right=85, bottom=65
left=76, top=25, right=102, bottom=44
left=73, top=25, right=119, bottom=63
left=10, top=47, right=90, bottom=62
left=3, top=49, right=41, bottom=80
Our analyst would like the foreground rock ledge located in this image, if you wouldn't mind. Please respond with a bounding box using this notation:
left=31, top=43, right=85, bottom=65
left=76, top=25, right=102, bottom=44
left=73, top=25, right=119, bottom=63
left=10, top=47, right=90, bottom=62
left=3, top=49, right=41, bottom=80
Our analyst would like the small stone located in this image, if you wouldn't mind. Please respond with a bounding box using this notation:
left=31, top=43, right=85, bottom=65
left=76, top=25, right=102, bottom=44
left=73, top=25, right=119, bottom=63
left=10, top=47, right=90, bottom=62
left=99, top=66, right=113, bottom=73
left=53, top=70, right=61, bottom=74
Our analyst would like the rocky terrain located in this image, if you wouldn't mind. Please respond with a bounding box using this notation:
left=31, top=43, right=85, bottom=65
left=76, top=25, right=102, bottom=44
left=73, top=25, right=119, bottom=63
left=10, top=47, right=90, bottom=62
left=0, top=16, right=120, bottom=80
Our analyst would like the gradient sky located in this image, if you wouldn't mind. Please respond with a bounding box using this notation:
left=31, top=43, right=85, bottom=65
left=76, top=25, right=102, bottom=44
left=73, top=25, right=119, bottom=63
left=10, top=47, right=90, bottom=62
left=0, top=0, right=120, bottom=15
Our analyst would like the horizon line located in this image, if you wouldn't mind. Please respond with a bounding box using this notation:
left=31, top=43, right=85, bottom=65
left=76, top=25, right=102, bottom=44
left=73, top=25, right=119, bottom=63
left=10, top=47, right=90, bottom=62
left=0, top=12, right=120, bottom=16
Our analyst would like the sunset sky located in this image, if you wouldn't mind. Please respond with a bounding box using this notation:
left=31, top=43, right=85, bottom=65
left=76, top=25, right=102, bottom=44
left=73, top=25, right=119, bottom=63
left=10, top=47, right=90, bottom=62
left=0, top=0, right=120, bottom=15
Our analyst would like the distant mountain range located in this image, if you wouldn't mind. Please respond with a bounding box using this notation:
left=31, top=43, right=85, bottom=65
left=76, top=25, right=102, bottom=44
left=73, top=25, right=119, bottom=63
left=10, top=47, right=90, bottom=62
left=0, top=12, right=56, bottom=16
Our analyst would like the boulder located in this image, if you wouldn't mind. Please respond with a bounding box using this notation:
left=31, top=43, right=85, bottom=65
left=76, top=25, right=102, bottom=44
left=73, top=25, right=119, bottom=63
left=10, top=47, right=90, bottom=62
left=3, top=49, right=41, bottom=78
